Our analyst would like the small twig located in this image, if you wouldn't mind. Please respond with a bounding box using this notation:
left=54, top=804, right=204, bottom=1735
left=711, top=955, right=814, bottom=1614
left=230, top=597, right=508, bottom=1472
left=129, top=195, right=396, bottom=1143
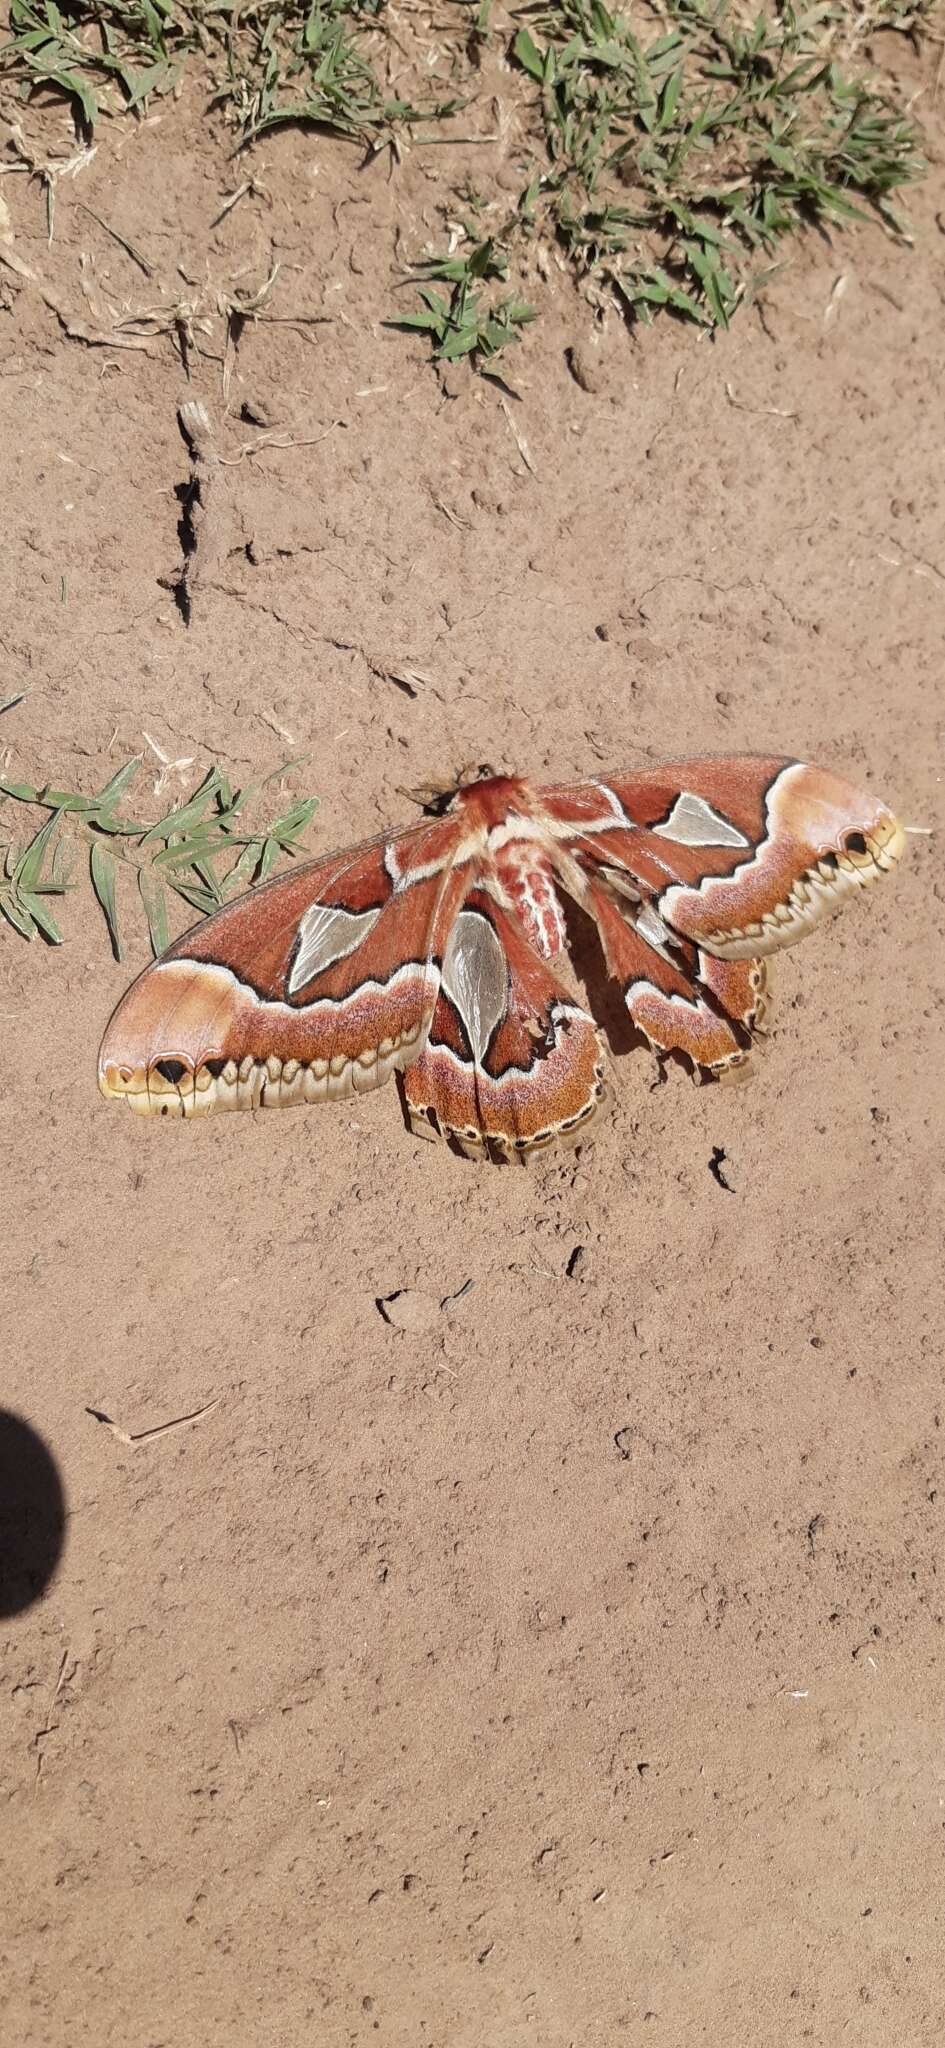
left=75, top=202, right=153, bottom=277
left=411, top=131, right=500, bottom=145
left=210, top=172, right=272, bottom=229
left=725, top=381, right=797, bottom=420
left=176, top=401, right=224, bottom=621
left=440, top=1278, right=474, bottom=1310
left=85, top=1398, right=219, bottom=1446
left=823, top=273, right=849, bottom=327
left=499, top=396, right=536, bottom=475
left=433, top=497, right=471, bottom=528
left=257, top=313, right=334, bottom=333
left=216, top=420, right=347, bottom=466
left=143, top=732, right=195, bottom=796
left=45, top=290, right=158, bottom=353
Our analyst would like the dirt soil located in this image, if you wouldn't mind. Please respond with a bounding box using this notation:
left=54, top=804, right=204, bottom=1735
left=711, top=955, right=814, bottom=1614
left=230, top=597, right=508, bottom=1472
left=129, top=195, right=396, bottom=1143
left=2, top=59, right=944, bottom=2048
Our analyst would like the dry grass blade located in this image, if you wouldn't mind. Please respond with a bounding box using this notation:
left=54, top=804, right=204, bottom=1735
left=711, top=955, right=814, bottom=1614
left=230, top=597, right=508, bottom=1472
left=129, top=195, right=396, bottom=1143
left=85, top=1399, right=219, bottom=1446
left=75, top=200, right=153, bottom=276
left=499, top=396, right=537, bottom=475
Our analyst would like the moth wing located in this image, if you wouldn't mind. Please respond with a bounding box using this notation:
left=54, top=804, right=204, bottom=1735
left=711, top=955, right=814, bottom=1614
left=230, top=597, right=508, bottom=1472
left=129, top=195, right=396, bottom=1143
left=402, top=887, right=606, bottom=1158
left=585, top=872, right=768, bottom=1076
left=542, top=757, right=904, bottom=959
left=99, top=816, right=470, bottom=1116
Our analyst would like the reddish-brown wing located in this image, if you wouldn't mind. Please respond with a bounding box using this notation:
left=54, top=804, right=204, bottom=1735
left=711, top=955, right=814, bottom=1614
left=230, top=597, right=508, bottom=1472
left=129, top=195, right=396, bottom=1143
left=539, top=757, right=903, bottom=1074
left=543, top=758, right=904, bottom=955
left=99, top=758, right=905, bottom=1129
left=98, top=815, right=472, bottom=1116
left=583, top=873, right=767, bottom=1076
left=402, top=888, right=606, bottom=1158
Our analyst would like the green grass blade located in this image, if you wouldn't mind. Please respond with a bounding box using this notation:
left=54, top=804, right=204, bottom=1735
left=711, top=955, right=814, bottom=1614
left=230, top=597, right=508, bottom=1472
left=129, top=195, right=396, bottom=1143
left=138, top=766, right=224, bottom=845
left=90, top=840, right=122, bottom=960
left=0, top=889, right=38, bottom=939
left=95, top=757, right=142, bottom=813
left=138, top=866, right=170, bottom=959
left=20, top=892, right=64, bottom=944
left=13, top=813, right=61, bottom=891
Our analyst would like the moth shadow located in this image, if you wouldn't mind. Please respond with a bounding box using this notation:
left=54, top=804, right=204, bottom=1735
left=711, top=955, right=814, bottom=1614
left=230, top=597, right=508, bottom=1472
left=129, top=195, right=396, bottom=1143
left=560, top=892, right=643, bottom=1061
left=394, top=1084, right=535, bottom=1166
left=564, top=894, right=761, bottom=1089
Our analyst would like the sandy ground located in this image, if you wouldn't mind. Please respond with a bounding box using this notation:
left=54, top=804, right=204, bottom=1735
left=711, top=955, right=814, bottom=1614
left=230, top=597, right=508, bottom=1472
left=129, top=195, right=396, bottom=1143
left=1, top=57, right=944, bottom=2048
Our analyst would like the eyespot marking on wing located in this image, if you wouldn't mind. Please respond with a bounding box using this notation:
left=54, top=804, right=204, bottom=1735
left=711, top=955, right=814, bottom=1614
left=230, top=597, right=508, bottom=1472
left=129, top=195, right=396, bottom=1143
left=287, top=902, right=382, bottom=997
left=441, top=908, right=508, bottom=1064
left=652, top=792, right=750, bottom=849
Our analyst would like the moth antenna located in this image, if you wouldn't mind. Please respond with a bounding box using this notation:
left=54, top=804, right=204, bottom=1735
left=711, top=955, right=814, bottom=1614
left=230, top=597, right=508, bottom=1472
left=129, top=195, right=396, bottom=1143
left=903, top=824, right=932, bottom=835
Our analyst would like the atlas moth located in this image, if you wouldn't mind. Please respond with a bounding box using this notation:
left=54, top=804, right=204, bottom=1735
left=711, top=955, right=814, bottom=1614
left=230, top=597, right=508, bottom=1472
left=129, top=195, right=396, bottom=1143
left=98, top=757, right=905, bottom=1160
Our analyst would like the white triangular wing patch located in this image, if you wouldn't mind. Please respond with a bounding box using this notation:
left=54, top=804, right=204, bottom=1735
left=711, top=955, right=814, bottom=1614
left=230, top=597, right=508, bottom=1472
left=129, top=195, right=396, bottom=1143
left=288, top=902, right=382, bottom=997
left=441, top=909, right=508, bottom=1065
left=652, top=792, right=749, bottom=849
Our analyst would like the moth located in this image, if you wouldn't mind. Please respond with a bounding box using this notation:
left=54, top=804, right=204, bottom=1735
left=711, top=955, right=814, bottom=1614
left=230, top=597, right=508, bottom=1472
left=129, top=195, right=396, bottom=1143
left=99, top=758, right=905, bottom=1158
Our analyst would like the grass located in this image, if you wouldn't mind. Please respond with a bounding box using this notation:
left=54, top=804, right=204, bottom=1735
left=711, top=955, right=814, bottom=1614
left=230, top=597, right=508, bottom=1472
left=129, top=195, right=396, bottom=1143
left=387, top=237, right=537, bottom=375
left=0, top=0, right=457, bottom=147
left=0, top=713, right=320, bottom=957
left=393, top=0, right=931, bottom=375
left=1, top=0, right=189, bottom=135
left=211, top=0, right=460, bottom=146
left=0, top=1, right=936, bottom=350
left=505, top=0, right=929, bottom=328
